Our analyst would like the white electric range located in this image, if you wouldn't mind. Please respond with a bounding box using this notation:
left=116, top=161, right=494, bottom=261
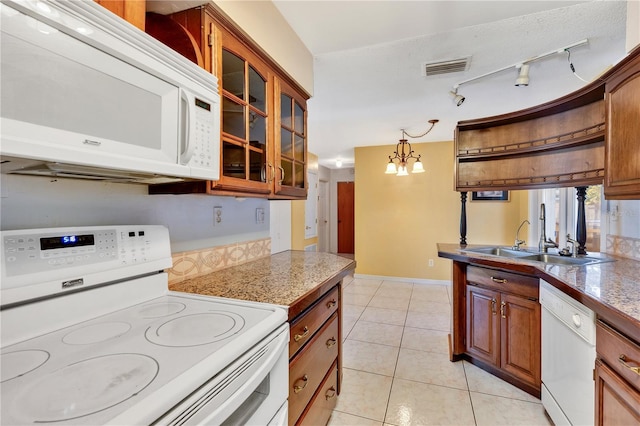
left=0, top=225, right=289, bottom=425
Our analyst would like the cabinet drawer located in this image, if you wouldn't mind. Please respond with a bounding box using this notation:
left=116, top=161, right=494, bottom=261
left=296, top=362, right=339, bottom=426
left=289, top=313, right=339, bottom=425
left=290, top=287, right=339, bottom=358
left=597, top=321, right=640, bottom=392
left=467, top=265, right=538, bottom=300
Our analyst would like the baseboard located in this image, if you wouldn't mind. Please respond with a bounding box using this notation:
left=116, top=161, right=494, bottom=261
left=353, top=273, right=450, bottom=286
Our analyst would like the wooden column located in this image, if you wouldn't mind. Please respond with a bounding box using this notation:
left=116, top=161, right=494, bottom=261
left=576, top=186, right=588, bottom=254
left=460, top=192, right=467, bottom=246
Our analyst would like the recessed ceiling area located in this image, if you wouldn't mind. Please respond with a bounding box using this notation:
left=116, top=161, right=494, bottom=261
left=273, top=1, right=627, bottom=169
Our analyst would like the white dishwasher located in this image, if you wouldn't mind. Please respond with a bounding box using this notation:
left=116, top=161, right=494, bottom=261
left=540, top=279, right=596, bottom=426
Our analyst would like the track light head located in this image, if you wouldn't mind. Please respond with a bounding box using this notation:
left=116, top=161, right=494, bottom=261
left=449, top=90, right=465, bottom=106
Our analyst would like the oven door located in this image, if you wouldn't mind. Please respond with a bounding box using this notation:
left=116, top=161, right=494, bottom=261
left=151, top=324, right=289, bottom=426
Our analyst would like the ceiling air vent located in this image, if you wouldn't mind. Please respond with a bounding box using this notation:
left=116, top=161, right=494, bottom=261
left=422, top=57, right=471, bottom=76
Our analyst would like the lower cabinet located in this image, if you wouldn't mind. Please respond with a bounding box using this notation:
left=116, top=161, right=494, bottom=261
left=595, top=321, right=640, bottom=425
left=465, top=266, right=541, bottom=395
left=288, top=286, right=341, bottom=425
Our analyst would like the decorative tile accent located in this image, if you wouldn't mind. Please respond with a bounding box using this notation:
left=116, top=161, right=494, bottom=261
left=167, top=238, right=271, bottom=285
left=606, top=234, right=640, bottom=260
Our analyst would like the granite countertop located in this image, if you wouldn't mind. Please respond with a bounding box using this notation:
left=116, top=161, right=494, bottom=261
left=169, top=251, right=356, bottom=312
left=438, top=243, right=640, bottom=339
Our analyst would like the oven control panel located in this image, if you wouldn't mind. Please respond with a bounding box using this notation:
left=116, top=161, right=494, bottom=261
left=1, top=226, right=172, bottom=294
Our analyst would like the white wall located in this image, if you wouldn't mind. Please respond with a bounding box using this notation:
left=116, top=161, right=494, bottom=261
left=0, top=175, right=270, bottom=253
left=605, top=200, right=640, bottom=239
left=627, top=0, right=640, bottom=53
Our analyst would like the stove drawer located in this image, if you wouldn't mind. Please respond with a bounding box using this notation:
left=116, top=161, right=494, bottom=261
left=288, top=312, right=339, bottom=425
left=289, top=287, right=339, bottom=358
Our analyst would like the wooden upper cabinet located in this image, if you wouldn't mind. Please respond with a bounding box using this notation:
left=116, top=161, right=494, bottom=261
left=455, top=45, right=640, bottom=198
left=145, top=4, right=309, bottom=200
left=455, top=84, right=606, bottom=191
left=604, top=46, right=640, bottom=199
left=94, top=0, right=145, bottom=30
left=274, top=77, right=308, bottom=198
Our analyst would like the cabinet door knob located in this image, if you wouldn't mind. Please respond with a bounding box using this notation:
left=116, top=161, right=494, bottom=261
left=619, top=355, right=640, bottom=375
left=491, top=277, right=508, bottom=284
left=326, top=337, right=337, bottom=348
left=293, top=374, right=309, bottom=393
left=325, top=387, right=336, bottom=400
left=293, top=326, right=309, bottom=342
left=491, top=298, right=497, bottom=315
left=326, top=300, right=337, bottom=309
left=500, top=301, right=507, bottom=318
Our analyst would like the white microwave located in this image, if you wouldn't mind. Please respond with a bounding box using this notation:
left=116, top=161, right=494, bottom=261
left=0, top=0, right=220, bottom=183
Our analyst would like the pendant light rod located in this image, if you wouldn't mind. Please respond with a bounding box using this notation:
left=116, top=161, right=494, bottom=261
left=453, top=39, right=588, bottom=90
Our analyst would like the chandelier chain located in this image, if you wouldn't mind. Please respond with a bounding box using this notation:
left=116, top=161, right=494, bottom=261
left=401, top=119, right=439, bottom=140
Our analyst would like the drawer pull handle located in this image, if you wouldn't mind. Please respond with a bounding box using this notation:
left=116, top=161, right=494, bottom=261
left=619, top=355, right=640, bottom=375
left=327, top=299, right=337, bottom=309
left=326, top=337, right=337, bottom=348
left=294, top=326, right=309, bottom=342
left=491, top=277, right=507, bottom=284
left=325, top=387, right=336, bottom=400
left=500, top=301, right=507, bottom=319
left=293, top=375, right=308, bottom=393
left=491, top=298, right=497, bottom=315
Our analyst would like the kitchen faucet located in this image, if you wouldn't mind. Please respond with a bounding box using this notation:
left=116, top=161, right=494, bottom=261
left=538, top=203, right=559, bottom=253
left=513, top=219, right=530, bottom=250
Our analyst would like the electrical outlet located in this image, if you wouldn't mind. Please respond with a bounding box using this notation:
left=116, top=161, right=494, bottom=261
left=256, top=208, right=265, bottom=224
left=428, top=259, right=434, bottom=267
left=213, top=206, right=222, bottom=226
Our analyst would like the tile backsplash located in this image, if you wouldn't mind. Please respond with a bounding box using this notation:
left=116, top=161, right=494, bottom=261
left=606, top=234, right=640, bottom=261
left=167, top=238, right=271, bottom=285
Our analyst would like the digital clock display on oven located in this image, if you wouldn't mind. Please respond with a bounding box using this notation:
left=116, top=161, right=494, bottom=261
left=40, top=234, right=95, bottom=250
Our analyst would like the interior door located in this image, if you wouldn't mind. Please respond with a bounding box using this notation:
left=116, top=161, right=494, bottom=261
left=337, top=182, right=354, bottom=254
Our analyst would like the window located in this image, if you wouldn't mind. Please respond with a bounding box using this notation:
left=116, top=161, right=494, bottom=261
left=532, top=185, right=602, bottom=252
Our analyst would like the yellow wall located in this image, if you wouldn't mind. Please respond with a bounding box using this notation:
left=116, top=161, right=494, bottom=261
left=354, top=141, right=528, bottom=280
left=291, top=153, right=319, bottom=250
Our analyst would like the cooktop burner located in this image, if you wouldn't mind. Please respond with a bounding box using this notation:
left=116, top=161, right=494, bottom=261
left=137, top=301, right=186, bottom=318
left=12, top=354, right=158, bottom=423
left=146, top=311, right=245, bottom=347
left=1, top=350, right=50, bottom=382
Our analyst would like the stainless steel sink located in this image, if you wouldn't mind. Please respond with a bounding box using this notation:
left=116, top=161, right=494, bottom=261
left=464, top=247, right=536, bottom=258
left=519, top=254, right=599, bottom=265
left=464, top=246, right=614, bottom=266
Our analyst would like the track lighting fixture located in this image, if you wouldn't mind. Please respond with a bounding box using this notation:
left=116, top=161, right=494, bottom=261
left=515, top=64, right=530, bottom=86
left=449, top=39, right=588, bottom=105
left=449, top=88, right=465, bottom=106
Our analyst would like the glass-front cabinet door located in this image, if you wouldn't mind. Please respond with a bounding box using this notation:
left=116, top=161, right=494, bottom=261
left=274, top=77, right=307, bottom=198
left=213, top=42, right=271, bottom=194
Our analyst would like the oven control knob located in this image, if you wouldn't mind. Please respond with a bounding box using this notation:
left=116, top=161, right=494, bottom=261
left=572, top=313, right=582, bottom=328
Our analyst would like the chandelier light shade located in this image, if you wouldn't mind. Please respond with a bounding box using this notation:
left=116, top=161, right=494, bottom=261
left=385, top=119, right=438, bottom=176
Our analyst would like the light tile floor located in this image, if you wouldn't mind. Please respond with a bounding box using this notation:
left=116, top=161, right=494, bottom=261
left=330, top=276, right=553, bottom=426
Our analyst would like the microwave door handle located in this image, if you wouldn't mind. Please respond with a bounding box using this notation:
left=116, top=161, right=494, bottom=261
left=179, top=89, right=196, bottom=164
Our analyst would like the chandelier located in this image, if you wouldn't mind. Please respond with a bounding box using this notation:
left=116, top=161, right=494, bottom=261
left=385, top=119, right=439, bottom=176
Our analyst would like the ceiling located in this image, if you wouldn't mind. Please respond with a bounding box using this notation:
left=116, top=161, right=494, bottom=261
left=272, top=1, right=628, bottom=169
